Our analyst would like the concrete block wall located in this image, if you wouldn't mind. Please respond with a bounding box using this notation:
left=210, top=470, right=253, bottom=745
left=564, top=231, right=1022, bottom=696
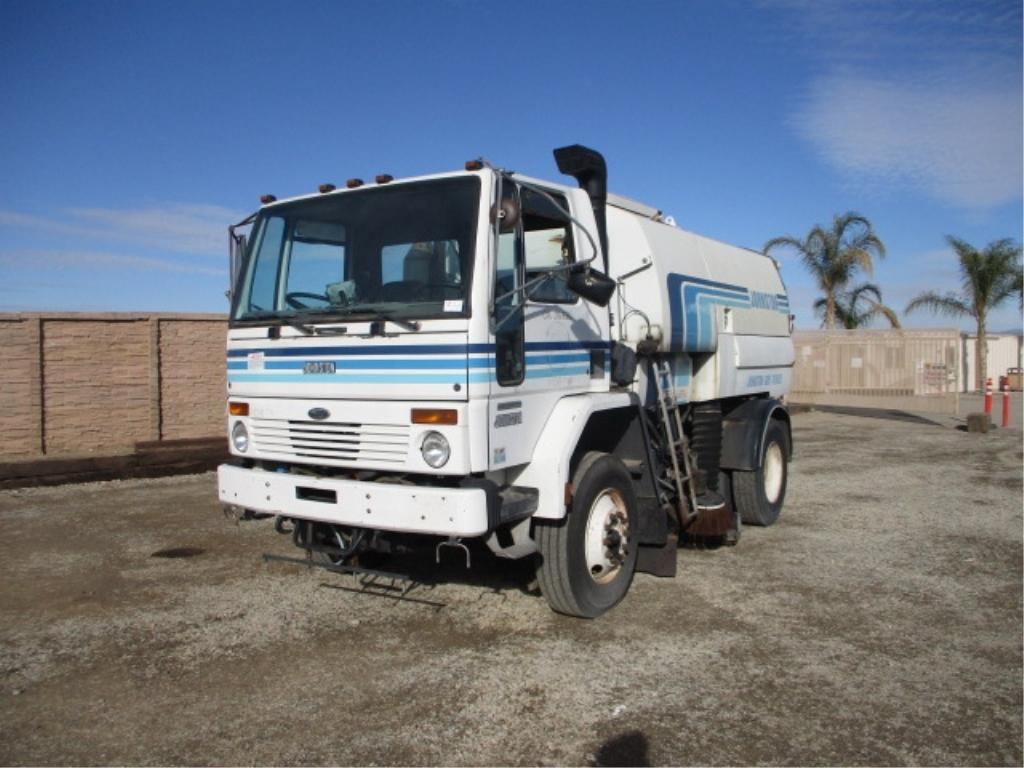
left=0, top=318, right=41, bottom=456
left=0, top=313, right=227, bottom=459
left=160, top=319, right=230, bottom=441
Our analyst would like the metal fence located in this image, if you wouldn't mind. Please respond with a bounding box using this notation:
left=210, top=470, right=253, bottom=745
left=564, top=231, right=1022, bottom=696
left=790, top=330, right=960, bottom=414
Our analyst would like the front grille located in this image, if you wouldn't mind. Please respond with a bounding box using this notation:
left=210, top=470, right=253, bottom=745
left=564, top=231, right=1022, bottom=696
left=250, top=417, right=409, bottom=467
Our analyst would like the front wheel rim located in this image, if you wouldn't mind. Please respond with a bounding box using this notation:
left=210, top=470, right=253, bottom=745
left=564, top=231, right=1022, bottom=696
left=763, top=442, right=785, bottom=504
left=584, top=488, right=630, bottom=584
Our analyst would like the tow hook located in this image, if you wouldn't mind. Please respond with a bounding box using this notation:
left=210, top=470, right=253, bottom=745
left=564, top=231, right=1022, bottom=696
left=436, top=536, right=471, bottom=568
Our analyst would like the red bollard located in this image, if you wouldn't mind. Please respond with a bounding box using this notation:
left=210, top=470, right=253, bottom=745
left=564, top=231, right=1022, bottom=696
left=1002, top=384, right=1011, bottom=428
left=984, top=377, right=993, bottom=414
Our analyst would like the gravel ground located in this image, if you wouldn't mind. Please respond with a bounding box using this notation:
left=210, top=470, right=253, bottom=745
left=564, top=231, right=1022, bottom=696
left=0, top=411, right=1021, bottom=766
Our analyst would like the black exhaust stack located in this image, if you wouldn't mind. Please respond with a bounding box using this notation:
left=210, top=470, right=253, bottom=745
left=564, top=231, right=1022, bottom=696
left=553, top=144, right=608, bottom=271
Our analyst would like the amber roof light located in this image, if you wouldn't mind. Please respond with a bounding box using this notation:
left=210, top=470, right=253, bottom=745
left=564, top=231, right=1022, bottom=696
left=260, top=194, right=277, bottom=204
left=346, top=178, right=364, bottom=189
left=375, top=174, right=394, bottom=184
left=318, top=183, right=336, bottom=193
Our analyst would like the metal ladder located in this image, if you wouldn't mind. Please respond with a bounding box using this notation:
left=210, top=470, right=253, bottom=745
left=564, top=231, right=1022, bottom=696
left=649, top=358, right=700, bottom=526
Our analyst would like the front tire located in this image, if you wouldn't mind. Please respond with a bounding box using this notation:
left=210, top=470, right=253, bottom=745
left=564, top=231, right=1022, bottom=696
left=733, top=419, right=789, bottom=526
left=535, top=452, right=639, bottom=618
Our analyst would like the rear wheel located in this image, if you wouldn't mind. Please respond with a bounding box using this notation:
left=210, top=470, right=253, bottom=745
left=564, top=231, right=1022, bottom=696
left=535, top=452, right=638, bottom=618
left=733, top=419, right=789, bottom=526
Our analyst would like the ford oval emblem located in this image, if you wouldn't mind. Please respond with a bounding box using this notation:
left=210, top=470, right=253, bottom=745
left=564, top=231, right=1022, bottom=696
left=307, top=407, right=330, bottom=421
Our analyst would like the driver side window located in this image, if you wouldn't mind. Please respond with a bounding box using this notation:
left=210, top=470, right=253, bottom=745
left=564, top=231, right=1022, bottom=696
left=522, top=187, right=576, bottom=304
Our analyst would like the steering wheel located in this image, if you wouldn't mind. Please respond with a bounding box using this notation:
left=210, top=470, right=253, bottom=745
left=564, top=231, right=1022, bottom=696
left=285, top=291, right=330, bottom=309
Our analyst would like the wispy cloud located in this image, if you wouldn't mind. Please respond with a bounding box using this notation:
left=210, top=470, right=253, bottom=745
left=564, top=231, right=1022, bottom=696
left=774, top=0, right=1022, bottom=210
left=0, top=248, right=226, bottom=276
left=0, top=202, right=246, bottom=256
left=795, top=75, right=1021, bottom=208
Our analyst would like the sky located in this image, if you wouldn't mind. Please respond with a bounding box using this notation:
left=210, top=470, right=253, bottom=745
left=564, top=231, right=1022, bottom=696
left=1, top=0, right=1021, bottom=331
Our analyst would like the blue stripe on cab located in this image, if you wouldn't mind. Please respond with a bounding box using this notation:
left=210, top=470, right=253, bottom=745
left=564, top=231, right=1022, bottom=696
left=261, top=358, right=471, bottom=370
left=226, top=339, right=609, bottom=359
left=467, top=365, right=589, bottom=383
left=227, top=373, right=465, bottom=384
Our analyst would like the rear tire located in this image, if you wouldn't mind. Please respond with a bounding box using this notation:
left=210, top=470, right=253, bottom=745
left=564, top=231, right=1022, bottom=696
left=733, top=419, right=789, bottom=526
left=535, top=452, right=638, bottom=618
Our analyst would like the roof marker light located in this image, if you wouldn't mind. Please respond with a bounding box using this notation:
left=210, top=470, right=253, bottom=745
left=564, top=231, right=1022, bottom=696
left=318, top=183, right=336, bottom=193
left=465, top=160, right=483, bottom=171
left=260, top=194, right=277, bottom=204
left=346, top=178, right=364, bottom=189
left=375, top=174, right=394, bottom=184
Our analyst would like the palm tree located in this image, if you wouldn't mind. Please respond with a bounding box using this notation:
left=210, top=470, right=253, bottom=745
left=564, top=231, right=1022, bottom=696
left=764, top=212, right=886, bottom=329
left=814, top=282, right=901, bottom=329
left=905, top=236, right=1022, bottom=391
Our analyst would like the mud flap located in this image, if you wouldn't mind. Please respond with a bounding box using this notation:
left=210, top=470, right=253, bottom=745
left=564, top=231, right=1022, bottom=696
left=636, top=533, right=679, bottom=577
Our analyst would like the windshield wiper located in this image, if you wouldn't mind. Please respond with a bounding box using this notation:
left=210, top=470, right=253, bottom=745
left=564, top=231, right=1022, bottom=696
left=284, top=320, right=350, bottom=336
left=240, top=307, right=418, bottom=333
left=364, top=310, right=420, bottom=332
left=332, top=306, right=421, bottom=332
left=238, top=311, right=348, bottom=336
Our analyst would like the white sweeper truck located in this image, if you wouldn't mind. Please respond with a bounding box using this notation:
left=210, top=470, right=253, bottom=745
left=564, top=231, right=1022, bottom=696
left=218, top=145, right=794, bottom=617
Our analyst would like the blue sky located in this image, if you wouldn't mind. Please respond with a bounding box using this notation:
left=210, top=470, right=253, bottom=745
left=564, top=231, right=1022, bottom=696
left=1, top=0, right=1021, bottom=330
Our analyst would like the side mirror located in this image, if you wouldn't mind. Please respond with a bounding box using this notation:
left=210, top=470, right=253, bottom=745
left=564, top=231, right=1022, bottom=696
left=228, top=233, right=247, bottom=299
left=526, top=274, right=569, bottom=304
left=489, top=198, right=521, bottom=234
left=567, top=266, right=616, bottom=307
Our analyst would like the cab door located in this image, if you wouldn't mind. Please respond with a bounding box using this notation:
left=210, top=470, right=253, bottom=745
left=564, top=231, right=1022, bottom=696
left=488, top=181, right=607, bottom=471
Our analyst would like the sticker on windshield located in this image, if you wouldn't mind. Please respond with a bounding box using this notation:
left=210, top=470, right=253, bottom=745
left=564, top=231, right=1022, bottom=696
left=247, top=352, right=265, bottom=370
left=443, top=299, right=463, bottom=313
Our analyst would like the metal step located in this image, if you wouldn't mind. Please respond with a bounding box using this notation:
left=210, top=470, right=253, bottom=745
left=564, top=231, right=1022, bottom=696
left=498, top=485, right=539, bottom=524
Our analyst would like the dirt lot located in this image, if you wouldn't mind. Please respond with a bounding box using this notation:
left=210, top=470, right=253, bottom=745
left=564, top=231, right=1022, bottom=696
left=1, top=411, right=1021, bottom=766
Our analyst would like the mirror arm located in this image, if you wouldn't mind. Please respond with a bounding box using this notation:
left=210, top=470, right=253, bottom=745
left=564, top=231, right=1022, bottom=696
left=227, top=210, right=258, bottom=302
left=475, top=156, right=602, bottom=269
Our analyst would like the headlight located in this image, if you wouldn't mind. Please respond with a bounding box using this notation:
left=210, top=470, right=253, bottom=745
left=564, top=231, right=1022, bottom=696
left=231, top=421, right=249, bottom=453
left=420, top=431, right=450, bottom=468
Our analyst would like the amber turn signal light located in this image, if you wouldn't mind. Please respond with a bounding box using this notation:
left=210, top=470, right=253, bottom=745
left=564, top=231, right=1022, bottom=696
left=411, top=408, right=457, bottom=425
left=228, top=402, right=250, bottom=416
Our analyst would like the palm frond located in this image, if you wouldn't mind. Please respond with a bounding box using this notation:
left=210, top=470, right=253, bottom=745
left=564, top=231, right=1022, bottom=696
left=864, top=301, right=901, bottom=329
left=848, top=282, right=883, bottom=304
left=832, top=212, right=871, bottom=238
left=763, top=236, right=805, bottom=256
left=905, top=291, right=972, bottom=319
left=840, top=247, right=876, bottom=277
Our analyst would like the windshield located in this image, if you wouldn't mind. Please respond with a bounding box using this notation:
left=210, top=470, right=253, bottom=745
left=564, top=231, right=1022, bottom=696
left=232, top=176, right=480, bottom=324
